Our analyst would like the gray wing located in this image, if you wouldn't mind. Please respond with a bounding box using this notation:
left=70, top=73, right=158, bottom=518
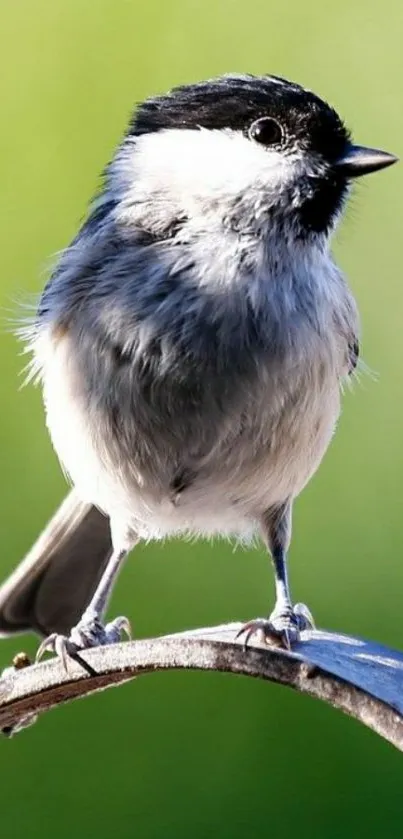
left=348, top=338, right=359, bottom=375
left=0, top=490, right=112, bottom=637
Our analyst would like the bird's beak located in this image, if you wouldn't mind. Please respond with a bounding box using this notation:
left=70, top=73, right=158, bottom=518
left=335, top=145, right=398, bottom=178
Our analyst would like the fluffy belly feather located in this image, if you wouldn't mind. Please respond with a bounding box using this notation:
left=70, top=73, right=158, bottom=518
left=35, top=322, right=341, bottom=541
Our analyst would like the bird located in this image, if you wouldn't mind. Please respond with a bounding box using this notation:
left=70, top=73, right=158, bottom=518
left=0, top=73, right=397, bottom=670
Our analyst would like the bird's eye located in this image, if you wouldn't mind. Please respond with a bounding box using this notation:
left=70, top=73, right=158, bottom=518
left=249, top=117, right=283, bottom=146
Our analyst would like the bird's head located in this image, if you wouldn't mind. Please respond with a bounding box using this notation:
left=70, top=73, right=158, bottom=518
left=108, top=74, right=397, bottom=243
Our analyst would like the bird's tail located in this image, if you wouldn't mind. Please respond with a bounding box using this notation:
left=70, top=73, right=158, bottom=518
left=0, top=490, right=112, bottom=637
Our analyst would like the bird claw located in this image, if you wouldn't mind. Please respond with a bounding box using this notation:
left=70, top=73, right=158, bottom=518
left=236, top=602, right=314, bottom=651
left=36, top=613, right=132, bottom=675
left=36, top=633, right=75, bottom=672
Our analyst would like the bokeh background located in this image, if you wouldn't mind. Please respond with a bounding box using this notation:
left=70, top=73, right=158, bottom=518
left=1, top=0, right=403, bottom=835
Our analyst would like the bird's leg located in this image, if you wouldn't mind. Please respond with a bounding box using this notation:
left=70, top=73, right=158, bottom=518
left=237, top=502, right=314, bottom=649
left=37, top=537, right=134, bottom=674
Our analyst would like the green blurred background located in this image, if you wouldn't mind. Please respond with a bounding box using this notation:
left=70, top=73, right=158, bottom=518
left=1, top=0, right=403, bottom=835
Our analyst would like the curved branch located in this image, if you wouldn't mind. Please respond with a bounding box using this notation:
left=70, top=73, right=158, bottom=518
left=1, top=623, right=403, bottom=748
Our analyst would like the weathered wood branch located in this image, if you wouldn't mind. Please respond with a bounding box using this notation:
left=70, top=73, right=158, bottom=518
left=1, top=623, right=403, bottom=748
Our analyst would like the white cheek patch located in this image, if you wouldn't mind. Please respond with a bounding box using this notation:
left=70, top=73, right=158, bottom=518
left=110, top=128, right=302, bottom=214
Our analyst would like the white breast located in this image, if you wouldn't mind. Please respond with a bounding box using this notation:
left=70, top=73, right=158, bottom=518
left=33, top=310, right=342, bottom=546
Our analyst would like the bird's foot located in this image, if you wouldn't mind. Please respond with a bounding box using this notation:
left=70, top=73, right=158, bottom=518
left=236, top=603, right=314, bottom=651
left=36, top=611, right=131, bottom=676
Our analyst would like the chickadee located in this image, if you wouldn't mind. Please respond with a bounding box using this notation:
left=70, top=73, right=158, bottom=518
left=0, top=73, right=397, bottom=668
